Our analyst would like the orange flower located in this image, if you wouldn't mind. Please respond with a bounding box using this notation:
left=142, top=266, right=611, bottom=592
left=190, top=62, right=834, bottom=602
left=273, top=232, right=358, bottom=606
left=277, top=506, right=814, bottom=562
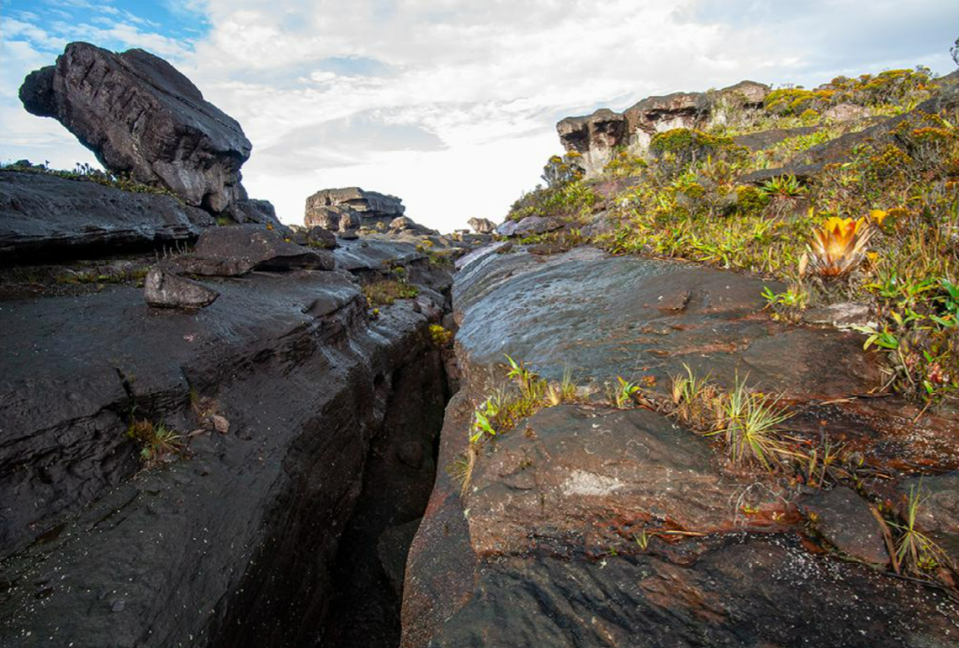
left=807, top=217, right=873, bottom=277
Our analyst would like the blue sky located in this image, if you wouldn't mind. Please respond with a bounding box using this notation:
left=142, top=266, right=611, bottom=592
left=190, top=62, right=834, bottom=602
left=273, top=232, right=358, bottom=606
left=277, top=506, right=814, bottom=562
left=1, top=1, right=957, bottom=230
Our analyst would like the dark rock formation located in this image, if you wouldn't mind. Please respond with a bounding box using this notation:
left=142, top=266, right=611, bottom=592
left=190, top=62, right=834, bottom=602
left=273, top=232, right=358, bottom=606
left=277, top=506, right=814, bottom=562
left=558, top=81, right=770, bottom=175
left=0, top=169, right=213, bottom=262
left=143, top=267, right=219, bottom=309
left=305, top=187, right=405, bottom=232
left=0, top=235, right=454, bottom=648
left=20, top=42, right=252, bottom=216
left=401, top=246, right=959, bottom=647
left=167, top=224, right=333, bottom=277
left=801, top=487, right=888, bottom=564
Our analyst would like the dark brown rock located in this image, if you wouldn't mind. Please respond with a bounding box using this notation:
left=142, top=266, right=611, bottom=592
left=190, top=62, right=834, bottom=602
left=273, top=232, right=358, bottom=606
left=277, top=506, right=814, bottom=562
left=143, top=267, right=219, bottom=309
left=20, top=42, right=251, bottom=215
left=801, top=486, right=889, bottom=564
left=170, top=224, right=334, bottom=276
left=0, top=169, right=213, bottom=262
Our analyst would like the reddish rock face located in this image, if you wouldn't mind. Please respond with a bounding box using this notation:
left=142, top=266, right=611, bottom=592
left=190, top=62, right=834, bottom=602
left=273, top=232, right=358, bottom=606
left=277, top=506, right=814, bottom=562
left=467, top=405, right=794, bottom=558
left=401, top=246, right=959, bottom=648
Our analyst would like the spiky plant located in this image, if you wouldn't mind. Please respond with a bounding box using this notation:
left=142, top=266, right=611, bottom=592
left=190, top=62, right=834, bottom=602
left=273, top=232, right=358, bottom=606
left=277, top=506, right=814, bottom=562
left=708, top=376, right=792, bottom=470
left=805, top=216, right=874, bottom=277
left=891, top=483, right=952, bottom=575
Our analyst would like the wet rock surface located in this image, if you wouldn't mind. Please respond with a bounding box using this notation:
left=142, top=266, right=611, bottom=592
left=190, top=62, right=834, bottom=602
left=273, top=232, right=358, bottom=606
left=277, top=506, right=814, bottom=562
left=0, top=169, right=213, bottom=261
left=20, top=42, right=252, bottom=215
left=0, top=232, right=454, bottom=648
left=401, top=244, right=959, bottom=648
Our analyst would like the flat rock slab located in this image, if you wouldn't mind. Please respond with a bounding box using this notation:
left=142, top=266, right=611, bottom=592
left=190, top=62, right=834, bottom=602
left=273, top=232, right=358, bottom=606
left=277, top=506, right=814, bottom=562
left=170, top=224, right=333, bottom=276
left=454, top=247, right=878, bottom=399
left=426, top=536, right=959, bottom=648
left=0, top=170, right=213, bottom=261
left=468, top=405, right=787, bottom=556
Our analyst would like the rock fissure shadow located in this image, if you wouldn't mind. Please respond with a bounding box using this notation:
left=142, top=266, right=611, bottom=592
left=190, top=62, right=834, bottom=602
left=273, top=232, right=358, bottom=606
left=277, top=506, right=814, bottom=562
left=316, top=349, right=452, bottom=648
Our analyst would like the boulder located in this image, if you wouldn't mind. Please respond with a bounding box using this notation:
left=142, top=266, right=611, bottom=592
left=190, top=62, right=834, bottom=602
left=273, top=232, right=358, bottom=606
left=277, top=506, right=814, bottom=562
left=20, top=42, right=251, bottom=216
left=143, top=267, right=219, bottom=309
left=390, top=216, right=415, bottom=230
left=231, top=198, right=289, bottom=233
left=0, top=168, right=213, bottom=262
left=299, top=226, right=338, bottom=250
left=513, top=215, right=563, bottom=236
left=305, top=187, right=405, bottom=231
left=467, top=217, right=496, bottom=234
left=169, top=225, right=333, bottom=277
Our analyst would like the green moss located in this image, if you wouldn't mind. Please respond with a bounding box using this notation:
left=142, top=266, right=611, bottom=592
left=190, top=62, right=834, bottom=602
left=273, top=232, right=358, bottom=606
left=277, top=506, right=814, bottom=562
left=363, top=279, right=420, bottom=307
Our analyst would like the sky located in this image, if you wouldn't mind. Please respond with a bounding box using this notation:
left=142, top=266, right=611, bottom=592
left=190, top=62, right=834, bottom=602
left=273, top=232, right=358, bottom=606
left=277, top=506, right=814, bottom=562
left=1, top=1, right=957, bottom=231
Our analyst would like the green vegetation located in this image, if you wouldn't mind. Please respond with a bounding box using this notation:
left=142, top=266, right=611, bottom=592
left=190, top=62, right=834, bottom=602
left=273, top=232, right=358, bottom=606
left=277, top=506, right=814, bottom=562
left=429, top=324, right=453, bottom=348
left=506, top=67, right=959, bottom=407
left=891, top=483, right=952, bottom=575
left=1, top=160, right=181, bottom=199
left=127, top=418, right=185, bottom=465
left=362, top=278, right=420, bottom=307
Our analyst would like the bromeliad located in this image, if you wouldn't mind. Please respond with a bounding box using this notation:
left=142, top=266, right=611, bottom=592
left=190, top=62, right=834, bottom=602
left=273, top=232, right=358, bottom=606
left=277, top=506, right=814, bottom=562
left=805, top=216, right=874, bottom=278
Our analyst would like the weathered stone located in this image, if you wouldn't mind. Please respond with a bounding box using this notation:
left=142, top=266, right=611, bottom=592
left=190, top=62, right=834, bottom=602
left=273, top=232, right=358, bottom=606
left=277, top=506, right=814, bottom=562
left=557, top=80, right=770, bottom=176
left=300, top=225, right=338, bottom=250
left=557, top=109, right=628, bottom=175
left=143, top=267, right=219, bottom=309
left=0, top=240, right=452, bottom=648
left=823, top=103, right=872, bottom=122
left=0, top=169, right=213, bottom=262
left=170, top=225, right=334, bottom=277
left=231, top=198, right=289, bottom=232
left=512, top=215, right=563, bottom=236
left=20, top=42, right=251, bottom=215
left=468, top=405, right=786, bottom=557
left=495, top=220, right=518, bottom=237
left=467, top=217, right=496, bottom=234
left=305, top=187, right=405, bottom=231
left=423, top=538, right=958, bottom=648
left=801, top=486, right=888, bottom=564
left=803, top=302, right=873, bottom=328
left=390, top=216, right=415, bottom=230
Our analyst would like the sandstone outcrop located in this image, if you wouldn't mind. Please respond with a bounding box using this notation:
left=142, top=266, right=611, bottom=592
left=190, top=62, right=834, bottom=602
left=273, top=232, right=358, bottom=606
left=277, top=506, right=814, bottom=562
left=0, top=168, right=213, bottom=261
left=558, top=80, right=770, bottom=175
left=305, top=187, right=405, bottom=232
left=20, top=42, right=253, bottom=217
left=467, top=217, right=496, bottom=234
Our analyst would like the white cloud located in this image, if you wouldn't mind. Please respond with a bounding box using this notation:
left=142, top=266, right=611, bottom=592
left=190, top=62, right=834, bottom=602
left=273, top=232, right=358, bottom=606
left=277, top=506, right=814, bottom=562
left=2, top=0, right=957, bottom=231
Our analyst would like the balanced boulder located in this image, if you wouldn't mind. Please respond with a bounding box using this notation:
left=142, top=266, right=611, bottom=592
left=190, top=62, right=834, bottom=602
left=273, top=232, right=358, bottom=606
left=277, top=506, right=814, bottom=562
left=20, top=42, right=252, bottom=216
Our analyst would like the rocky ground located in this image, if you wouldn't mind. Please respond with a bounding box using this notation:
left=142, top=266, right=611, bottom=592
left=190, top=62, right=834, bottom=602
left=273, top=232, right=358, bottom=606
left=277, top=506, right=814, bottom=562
left=2, top=40, right=958, bottom=648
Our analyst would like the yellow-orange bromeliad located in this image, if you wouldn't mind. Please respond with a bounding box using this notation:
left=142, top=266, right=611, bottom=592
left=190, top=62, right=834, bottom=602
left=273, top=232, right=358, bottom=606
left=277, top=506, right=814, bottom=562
left=804, top=216, right=874, bottom=278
